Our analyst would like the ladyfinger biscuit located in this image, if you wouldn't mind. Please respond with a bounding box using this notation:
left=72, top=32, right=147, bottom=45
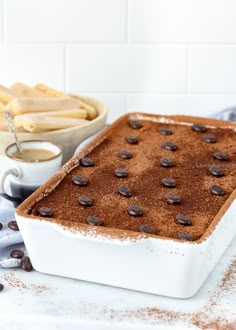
left=5, top=97, right=80, bottom=116
left=19, top=115, right=88, bottom=133
left=14, top=109, right=87, bottom=128
left=72, top=95, right=97, bottom=120
left=10, top=83, right=49, bottom=98
left=0, top=85, right=21, bottom=105
left=35, top=83, right=64, bottom=98
left=35, top=83, right=97, bottom=120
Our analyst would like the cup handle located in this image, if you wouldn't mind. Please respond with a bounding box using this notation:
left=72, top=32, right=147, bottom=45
left=0, top=167, right=23, bottom=206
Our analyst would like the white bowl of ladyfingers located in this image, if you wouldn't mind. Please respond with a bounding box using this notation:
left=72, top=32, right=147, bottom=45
left=0, top=83, right=108, bottom=163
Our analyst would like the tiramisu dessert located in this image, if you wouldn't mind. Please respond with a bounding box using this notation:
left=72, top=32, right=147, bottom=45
left=27, top=114, right=236, bottom=242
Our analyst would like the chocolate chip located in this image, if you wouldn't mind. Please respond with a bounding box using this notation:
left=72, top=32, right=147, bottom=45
left=8, top=221, right=19, bottom=231
left=202, top=134, right=217, bottom=143
left=209, top=166, right=224, bottom=177
left=0, top=283, right=4, bottom=292
left=0, top=223, right=3, bottom=230
left=125, top=135, right=139, bottom=144
left=80, top=157, right=95, bottom=167
left=128, top=205, right=144, bottom=217
left=177, top=232, right=194, bottom=241
left=160, top=157, right=174, bottom=168
left=20, top=256, right=33, bottom=272
left=87, top=215, right=104, bottom=226
left=118, top=150, right=133, bottom=159
left=38, top=207, right=54, bottom=217
left=213, top=151, right=229, bottom=161
left=165, top=194, right=181, bottom=205
left=161, top=178, right=176, bottom=188
left=72, top=175, right=89, bottom=187
left=129, top=119, right=143, bottom=129
left=210, top=185, right=225, bottom=196
left=10, top=249, right=24, bottom=259
left=162, top=141, right=177, bottom=151
left=78, top=196, right=93, bottom=207
left=176, top=214, right=192, bottom=226
left=159, top=127, right=173, bottom=135
left=192, top=123, right=207, bottom=133
left=117, top=185, right=132, bottom=197
left=139, top=224, right=157, bottom=235
left=114, top=168, right=128, bottom=178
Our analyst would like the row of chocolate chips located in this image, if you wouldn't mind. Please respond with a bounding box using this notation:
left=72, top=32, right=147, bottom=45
left=159, top=122, right=229, bottom=238
left=123, top=120, right=192, bottom=238
left=130, top=118, right=219, bottom=143
left=191, top=123, right=228, bottom=196
left=77, top=158, right=102, bottom=225
left=34, top=203, right=104, bottom=227
left=127, top=121, right=193, bottom=237
left=127, top=119, right=229, bottom=240
left=158, top=121, right=218, bottom=144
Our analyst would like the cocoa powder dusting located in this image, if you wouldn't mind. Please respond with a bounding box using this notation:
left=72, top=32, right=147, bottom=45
left=77, top=257, right=236, bottom=329
left=32, top=116, right=236, bottom=241
left=191, top=257, right=236, bottom=329
left=1, top=272, right=53, bottom=295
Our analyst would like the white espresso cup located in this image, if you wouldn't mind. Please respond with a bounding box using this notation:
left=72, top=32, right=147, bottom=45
left=0, top=140, right=63, bottom=206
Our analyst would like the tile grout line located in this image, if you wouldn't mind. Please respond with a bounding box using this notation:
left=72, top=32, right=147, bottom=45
left=3, top=41, right=236, bottom=47
left=77, top=91, right=236, bottom=96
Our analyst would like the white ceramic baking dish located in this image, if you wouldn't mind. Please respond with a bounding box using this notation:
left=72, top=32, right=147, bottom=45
left=15, top=114, right=236, bottom=298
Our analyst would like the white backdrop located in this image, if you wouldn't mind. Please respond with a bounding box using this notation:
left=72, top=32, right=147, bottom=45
left=0, top=0, right=236, bottom=123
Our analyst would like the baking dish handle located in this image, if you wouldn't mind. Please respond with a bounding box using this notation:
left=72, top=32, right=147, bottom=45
left=55, top=224, right=147, bottom=246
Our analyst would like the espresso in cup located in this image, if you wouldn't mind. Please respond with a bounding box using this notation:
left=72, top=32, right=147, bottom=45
left=11, top=149, right=56, bottom=161
left=0, top=140, right=63, bottom=206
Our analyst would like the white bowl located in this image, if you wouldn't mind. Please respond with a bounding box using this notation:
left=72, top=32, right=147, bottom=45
left=0, top=96, right=108, bottom=163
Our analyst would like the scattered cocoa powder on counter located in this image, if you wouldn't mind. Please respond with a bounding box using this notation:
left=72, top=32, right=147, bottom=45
left=218, top=258, right=236, bottom=295
left=107, top=307, right=192, bottom=325
left=78, top=257, right=236, bottom=329
left=192, top=313, right=236, bottom=330
left=2, top=272, right=27, bottom=291
left=1, top=271, right=54, bottom=295
left=191, top=257, right=236, bottom=329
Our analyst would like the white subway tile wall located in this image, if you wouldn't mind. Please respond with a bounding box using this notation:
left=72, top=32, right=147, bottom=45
left=66, top=45, right=186, bottom=93
left=129, top=0, right=236, bottom=43
left=1, top=0, right=236, bottom=122
left=0, top=45, right=64, bottom=88
left=5, top=0, right=126, bottom=43
left=189, top=46, right=236, bottom=93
